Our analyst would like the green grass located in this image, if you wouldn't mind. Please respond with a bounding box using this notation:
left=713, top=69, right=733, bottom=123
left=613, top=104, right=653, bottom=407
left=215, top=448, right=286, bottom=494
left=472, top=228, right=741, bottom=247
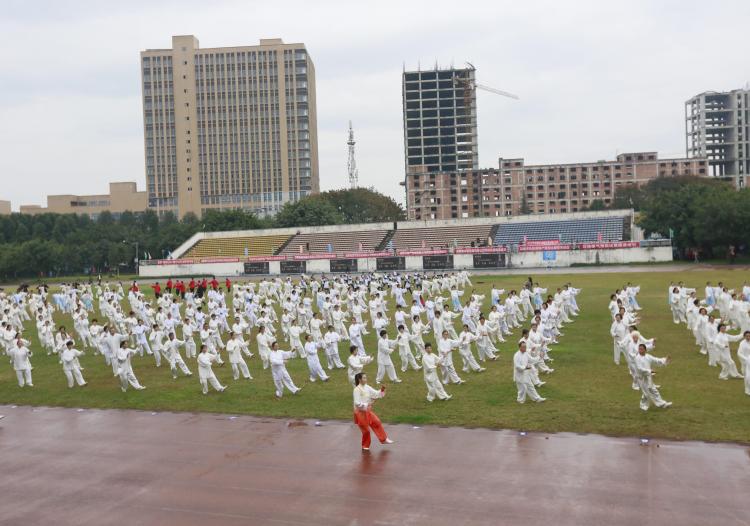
left=1, top=269, right=749, bottom=443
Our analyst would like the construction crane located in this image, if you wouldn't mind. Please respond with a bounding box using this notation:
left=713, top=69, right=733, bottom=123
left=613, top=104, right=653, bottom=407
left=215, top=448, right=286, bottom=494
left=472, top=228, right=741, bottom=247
left=451, top=63, right=518, bottom=218
left=452, top=62, right=519, bottom=104
left=346, top=121, right=358, bottom=189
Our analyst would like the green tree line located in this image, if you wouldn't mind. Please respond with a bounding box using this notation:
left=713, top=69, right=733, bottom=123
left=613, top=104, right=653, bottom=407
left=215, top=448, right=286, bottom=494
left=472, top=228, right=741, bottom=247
left=585, top=176, right=750, bottom=258
left=0, top=188, right=404, bottom=279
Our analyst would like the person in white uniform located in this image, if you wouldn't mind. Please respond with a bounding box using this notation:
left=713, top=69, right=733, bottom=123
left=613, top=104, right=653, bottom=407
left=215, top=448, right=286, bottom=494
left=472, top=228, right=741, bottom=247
left=347, top=345, right=373, bottom=385
left=268, top=341, right=301, bottom=398
left=9, top=339, right=33, bottom=387
left=197, top=344, right=227, bottom=394
left=375, top=330, right=401, bottom=384
left=61, top=340, right=87, bottom=388
left=302, top=335, right=329, bottom=383
left=513, top=341, right=545, bottom=403
left=421, top=342, right=451, bottom=402
left=634, top=343, right=672, bottom=411
left=115, top=341, right=146, bottom=392
left=737, top=331, right=750, bottom=396
left=226, top=331, right=253, bottom=381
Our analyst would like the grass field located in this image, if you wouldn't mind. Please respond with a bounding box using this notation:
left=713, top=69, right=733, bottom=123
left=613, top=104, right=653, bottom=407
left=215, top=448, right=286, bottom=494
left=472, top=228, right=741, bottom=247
left=1, top=268, right=749, bottom=443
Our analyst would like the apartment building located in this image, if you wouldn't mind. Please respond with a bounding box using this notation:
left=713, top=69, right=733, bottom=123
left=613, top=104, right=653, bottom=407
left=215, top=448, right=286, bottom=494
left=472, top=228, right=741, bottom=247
left=405, top=152, right=707, bottom=220
left=686, top=89, right=750, bottom=188
left=18, top=182, right=148, bottom=218
left=141, top=35, right=319, bottom=218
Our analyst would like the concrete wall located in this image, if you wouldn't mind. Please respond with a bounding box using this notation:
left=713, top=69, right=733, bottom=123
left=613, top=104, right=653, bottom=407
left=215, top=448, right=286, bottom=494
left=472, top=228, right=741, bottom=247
left=141, top=245, right=671, bottom=278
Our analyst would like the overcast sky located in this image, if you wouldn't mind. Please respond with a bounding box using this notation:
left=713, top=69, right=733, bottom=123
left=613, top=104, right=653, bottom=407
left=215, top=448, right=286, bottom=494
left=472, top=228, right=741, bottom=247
left=1, top=0, right=748, bottom=210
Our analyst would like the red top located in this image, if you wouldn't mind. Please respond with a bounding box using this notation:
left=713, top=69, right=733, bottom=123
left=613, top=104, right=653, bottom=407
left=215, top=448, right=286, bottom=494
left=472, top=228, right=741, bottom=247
left=225, top=278, right=231, bottom=290
left=189, top=279, right=196, bottom=290
left=210, top=278, right=219, bottom=290
left=151, top=283, right=161, bottom=294
left=167, top=279, right=173, bottom=289
left=130, top=283, right=139, bottom=292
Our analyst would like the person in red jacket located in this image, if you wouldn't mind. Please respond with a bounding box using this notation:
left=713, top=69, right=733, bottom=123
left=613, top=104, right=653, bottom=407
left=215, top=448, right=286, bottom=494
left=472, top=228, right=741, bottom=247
left=166, top=279, right=173, bottom=294
left=151, top=282, right=161, bottom=298
left=210, top=277, right=219, bottom=291
left=225, top=278, right=232, bottom=291
left=130, top=281, right=139, bottom=293
left=189, top=278, right=196, bottom=293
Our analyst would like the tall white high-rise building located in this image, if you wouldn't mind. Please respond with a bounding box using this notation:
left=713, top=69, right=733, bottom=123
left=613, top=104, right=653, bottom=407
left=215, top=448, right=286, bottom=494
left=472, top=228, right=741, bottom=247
left=141, top=35, right=319, bottom=218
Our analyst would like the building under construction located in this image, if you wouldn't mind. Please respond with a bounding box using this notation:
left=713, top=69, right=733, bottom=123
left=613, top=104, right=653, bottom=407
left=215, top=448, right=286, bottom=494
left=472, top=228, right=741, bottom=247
left=402, top=66, right=479, bottom=176
left=685, top=89, right=750, bottom=189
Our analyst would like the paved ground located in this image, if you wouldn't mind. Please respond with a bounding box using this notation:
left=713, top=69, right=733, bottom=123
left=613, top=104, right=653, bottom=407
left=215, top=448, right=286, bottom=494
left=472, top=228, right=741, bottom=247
left=1, top=405, right=748, bottom=526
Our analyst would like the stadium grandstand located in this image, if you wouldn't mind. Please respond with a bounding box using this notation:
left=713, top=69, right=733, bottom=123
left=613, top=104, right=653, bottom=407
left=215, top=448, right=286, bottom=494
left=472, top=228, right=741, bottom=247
left=170, top=210, right=638, bottom=260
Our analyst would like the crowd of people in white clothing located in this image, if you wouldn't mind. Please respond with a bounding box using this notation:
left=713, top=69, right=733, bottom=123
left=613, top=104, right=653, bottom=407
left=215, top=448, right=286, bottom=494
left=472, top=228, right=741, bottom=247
left=608, top=283, right=672, bottom=410
left=0, top=272, right=581, bottom=407
left=669, top=281, right=750, bottom=396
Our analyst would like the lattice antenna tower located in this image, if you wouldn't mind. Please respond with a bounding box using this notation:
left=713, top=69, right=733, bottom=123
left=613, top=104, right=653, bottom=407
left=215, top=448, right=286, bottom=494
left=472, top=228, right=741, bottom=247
left=347, top=121, right=359, bottom=188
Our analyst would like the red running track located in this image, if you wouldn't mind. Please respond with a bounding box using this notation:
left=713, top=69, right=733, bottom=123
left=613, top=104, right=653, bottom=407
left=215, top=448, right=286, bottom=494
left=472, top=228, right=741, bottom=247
left=0, top=405, right=748, bottom=525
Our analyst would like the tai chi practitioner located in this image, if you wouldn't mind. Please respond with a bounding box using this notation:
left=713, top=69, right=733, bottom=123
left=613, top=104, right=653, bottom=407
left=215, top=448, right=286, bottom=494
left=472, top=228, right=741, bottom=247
left=197, top=344, right=227, bottom=394
left=226, top=332, right=252, bottom=381
left=410, top=315, right=430, bottom=359
left=474, top=317, right=498, bottom=361
left=104, top=326, right=127, bottom=375
left=115, top=341, right=146, bottom=392
left=712, top=324, right=744, bottom=380
left=375, top=330, right=401, bottom=384
left=395, top=324, right=420, bottom=372
left=9, top=339, right=33, bottom=387
left=347, top=345, right=373, bottom=385
left=147, top=324, right=165, bottom=367
left=256, top=325, right=272, bottom=369
left=132, top=319, right=152, bottom=357
left=164, top=333, right=193, bottom=379
left=422, top=343, right=451, bottom=402
left=182, top=320, right=197, bottom=359
left=323, top=325, right=345, bottom=369
left=268, top=341, right=301, bottom=398
left=302, top=335, right=329, bottom=382
left=634, top=344, right=672, bottom=411
left=61, top=341, right=86, bottom=388
left=352, top=372, right=393, bottom=451
left=513, top=341, right=545, bottom=403
left=437, top=330, right=464, bottom=385
left=737, top=331, right=750, bottom=396
left=457, top=325, right=485, bottom=373
left=610, top=313, right=628, bottom=365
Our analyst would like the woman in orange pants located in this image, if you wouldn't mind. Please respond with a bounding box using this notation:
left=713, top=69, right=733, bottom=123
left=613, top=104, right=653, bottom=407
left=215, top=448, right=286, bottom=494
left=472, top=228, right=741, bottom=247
left=353, top=373, right=394, bottom=451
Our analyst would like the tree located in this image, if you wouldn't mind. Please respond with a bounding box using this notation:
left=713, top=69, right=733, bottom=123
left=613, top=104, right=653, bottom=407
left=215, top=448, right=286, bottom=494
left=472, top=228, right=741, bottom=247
left=610, top=184, right=646, bottom=211
left=274, top=197, right=344, bottom=228
left=585, top=199, right=607, bottom=211
left=520, top=194, right=531, bottom=215
left=637, top=177, right=746, bottom=256
left=201, top=209, right=267, bottom=232
left=319, top=188, right=404, bottom=224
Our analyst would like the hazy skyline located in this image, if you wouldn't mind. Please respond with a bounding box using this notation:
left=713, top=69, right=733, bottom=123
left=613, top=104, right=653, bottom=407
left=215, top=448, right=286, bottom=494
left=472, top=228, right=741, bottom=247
left=2, top=0, right=749, bottom=210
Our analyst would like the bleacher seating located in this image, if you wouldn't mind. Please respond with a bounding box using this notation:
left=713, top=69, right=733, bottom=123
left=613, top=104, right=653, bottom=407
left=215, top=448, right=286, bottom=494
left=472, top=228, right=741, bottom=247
left=278, top=230, right=390, bottom=255
left=390, top=224, right=494, bottom=251
left=183, top=234, right=292, bottom=259
left=494, top=217, right=626, bottom=245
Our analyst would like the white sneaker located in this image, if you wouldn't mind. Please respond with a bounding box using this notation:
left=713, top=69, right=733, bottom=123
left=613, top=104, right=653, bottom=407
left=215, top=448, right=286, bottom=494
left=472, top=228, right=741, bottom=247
left=536, top=397, right=547, bottom=403
left=384, top=438, right=394, bottom=444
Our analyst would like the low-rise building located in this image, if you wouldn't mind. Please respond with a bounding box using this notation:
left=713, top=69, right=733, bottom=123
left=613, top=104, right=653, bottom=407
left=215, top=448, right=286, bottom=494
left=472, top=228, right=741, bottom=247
left=405, top=152, right=707, bottom=220
left=19, top=182, right=148, bottom=218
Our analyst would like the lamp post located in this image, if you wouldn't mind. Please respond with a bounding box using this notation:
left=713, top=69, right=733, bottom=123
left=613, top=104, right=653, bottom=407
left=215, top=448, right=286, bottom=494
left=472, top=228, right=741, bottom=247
left=122, top=240, right=139, bottom=276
